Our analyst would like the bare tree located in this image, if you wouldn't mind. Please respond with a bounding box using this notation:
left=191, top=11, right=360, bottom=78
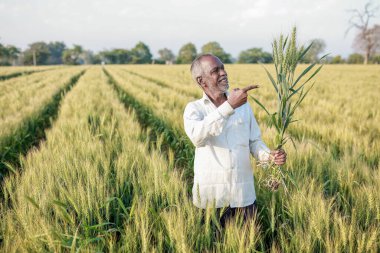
left=346, top=2, right=380, bottom=64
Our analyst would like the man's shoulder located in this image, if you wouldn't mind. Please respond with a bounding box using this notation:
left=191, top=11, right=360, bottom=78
left=184, top=98, right=206, bottom=117
left=185, top=97, right=205, bottom=110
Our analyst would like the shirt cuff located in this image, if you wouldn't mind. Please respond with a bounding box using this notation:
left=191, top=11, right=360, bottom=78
left=217, top=101, right=234, bottom=118
left=258, top=146, right=271, bottom=162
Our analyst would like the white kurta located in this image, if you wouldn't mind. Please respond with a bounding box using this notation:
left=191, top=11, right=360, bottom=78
left=183, top=92, right=271, bottom=209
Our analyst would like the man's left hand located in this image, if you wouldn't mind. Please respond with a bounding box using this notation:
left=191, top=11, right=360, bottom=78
left=270, top=149, right=287, bottom=165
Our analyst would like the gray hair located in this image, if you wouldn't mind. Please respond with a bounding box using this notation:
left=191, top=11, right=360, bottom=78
left=190, top=53, right=216, bottom=84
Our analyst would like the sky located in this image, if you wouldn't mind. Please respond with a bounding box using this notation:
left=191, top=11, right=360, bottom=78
left=1, top=0, right=379, bottom=58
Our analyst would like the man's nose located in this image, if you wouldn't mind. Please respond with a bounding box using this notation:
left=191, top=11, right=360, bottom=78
left=219, top=68, right=227, bottom=76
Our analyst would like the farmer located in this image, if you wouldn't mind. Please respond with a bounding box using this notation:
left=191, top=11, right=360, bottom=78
left=183, top=53, right=287, bottom=227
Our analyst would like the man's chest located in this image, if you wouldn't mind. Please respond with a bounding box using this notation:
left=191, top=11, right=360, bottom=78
left=204, top=103, right=251, bottom=146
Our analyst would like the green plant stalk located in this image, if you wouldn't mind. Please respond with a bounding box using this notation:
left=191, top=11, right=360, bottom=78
left=250, top=26, right=327, bottom=192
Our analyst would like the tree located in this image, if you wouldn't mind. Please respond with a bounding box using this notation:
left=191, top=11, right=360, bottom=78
left=6, top=46, right=20, bottom=66
left=47, top=41, right=66, bottom=64
left=176, top=43, right=197, bottom=64
left=330, top=55, right=345, bottom=64
left=302, top=39, right=326, bottom=63
left=353, top=24, right=380, bottom=64
left=238, top=48, right=272, bottom=63
left=0, top=43, right=10, bottom=66
left=201, top=41, right=231, bottom=63
left=0, top=43, right=5, bottom=65
left=130, top=42, right=152, bottom=64
left=0, top=44, right=21, bottom=66
left=347, top=53, right=364, bottom=64
left=100, top=49, right=132, bottom=64
left=158, top=48, right=175, bottom=64
left=62, top=45, right=84, bottom=65
left=81, top=50, right=100, bottom=65
left=370, top=54, right=380, bottom=63
left=23, top=42, right=50, bottom=65
left=346, top=2, right=380, bottom=64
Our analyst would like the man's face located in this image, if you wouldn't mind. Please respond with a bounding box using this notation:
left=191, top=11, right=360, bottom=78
left=199, top=56, right=229, bottom=94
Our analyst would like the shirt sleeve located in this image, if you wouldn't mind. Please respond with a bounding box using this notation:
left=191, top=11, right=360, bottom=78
left=183, top=101, right=234, bottom=147
left=248, top=105, right=271, bottom=162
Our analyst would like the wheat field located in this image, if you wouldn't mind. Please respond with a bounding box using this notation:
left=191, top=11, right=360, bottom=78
left=0, top=64, right=379, bottom=252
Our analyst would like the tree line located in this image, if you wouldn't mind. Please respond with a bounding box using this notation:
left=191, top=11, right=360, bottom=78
left=1, top=38, right=379, bottom=66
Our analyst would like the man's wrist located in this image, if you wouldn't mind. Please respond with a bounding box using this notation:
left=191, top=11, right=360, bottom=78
left=218, top=101, right=235, bottom=118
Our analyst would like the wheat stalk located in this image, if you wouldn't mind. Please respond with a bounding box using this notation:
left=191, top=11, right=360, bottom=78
left=250, top=26, right=327, bottom=192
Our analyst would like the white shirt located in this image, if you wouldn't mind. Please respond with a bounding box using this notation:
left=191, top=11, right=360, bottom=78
left=183, top=92, right=271, bottom=209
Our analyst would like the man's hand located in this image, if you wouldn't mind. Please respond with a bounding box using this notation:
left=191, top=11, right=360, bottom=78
left=270, top=149, right=287, bottom=166
left=227, top=85, right=259, bottom=109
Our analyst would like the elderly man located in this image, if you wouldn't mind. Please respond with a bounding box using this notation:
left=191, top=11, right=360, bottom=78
left=183, top=53, right=286, bottom=226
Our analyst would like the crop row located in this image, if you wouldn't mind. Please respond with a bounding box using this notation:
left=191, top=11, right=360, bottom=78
left=0, top=67, right=86, bottom=181
left=0, top=66, right=55, bottom=81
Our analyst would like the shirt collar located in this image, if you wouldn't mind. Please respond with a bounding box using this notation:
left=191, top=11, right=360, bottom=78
left=202, top=91, right=230, bottom=104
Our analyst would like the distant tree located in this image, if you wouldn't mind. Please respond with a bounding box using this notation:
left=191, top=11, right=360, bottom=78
left=346, top=2, right=380, bottom=64
left=99, top=50, right=113, bottom=64
left=0, top=43, right=5, bottom=65
left=370, top=54, right=380, bottom=63
left=81, top=50, right=100, bottom=65
left=47, top=41, right=66, bottom=64
left=177, top=43, right=197, bottom=64
left=100, top=49, right=132, bottom=64
left=0, top=44, right=21, bottom=66
left=114, top=49, right=132, bottom=64
left=152, top=58, right=165, bottom=64
left=302, top=39, right=326, bottom=63
left=0, top=43, right=10, bottom=66
left=330, top=55, right=345, bottom=64
left=62, top=45, right=84, bottom=65
left=91, top=53, right=102, bottom=65
left=23, top=42, right=50, bottom=65
left=7, top=46, right=21, bottom=65
left=353, top=24, right=380, bottom=64
left=158, top=48, right=175, bottom=64
left=238, top=48, right=272, bottom=63
left=347, top=53, right=364, bottom=64
left=130, top=42, right=152, bottom=64
left=201, top=41, right=231, bottom=63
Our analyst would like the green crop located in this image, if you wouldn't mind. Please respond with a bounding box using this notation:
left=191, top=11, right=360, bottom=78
left=250, top=27, right=327, bottom=192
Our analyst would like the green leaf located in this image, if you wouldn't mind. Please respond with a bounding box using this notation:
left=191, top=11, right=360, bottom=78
left=289, top=136, right=297, bottom=150
left=85, top=222, right=114, bottom=231
left=283, top=36, right=288, bottom=50
left=2, top=161, right=16, bottom=174
left=271, top=113, right=280, bottom=133
left=248, top=95, right=270, bottom=115
left=291, top=62, right=316, bottom=89
left=288, top=79, right=309, bottom=100
left=52, top=200, right=67, bottom=208
left=298, top=81, right=315, bottom=105
left=262, top=65, right=278, bottom=93
left=298, top=42, right=313, bottom=62
left=116, top=197, right=129, bottom=214
left=25, top=195, right=40, bottom=209
left=299, top=64, right=323, bottom=88
left=319, top=53, right=330, bottom=61
left=286, top=171, right=300, bottom=191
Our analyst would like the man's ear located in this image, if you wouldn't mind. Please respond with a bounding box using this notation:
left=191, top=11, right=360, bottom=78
left=196, top=76, right=205, bottom=87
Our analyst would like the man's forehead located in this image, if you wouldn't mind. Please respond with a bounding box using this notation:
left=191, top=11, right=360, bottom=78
left=200, top=55, right=223, bottom=69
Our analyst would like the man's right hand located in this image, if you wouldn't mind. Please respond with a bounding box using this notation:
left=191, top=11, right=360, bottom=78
left=227, top=85, right=259, bottom=109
